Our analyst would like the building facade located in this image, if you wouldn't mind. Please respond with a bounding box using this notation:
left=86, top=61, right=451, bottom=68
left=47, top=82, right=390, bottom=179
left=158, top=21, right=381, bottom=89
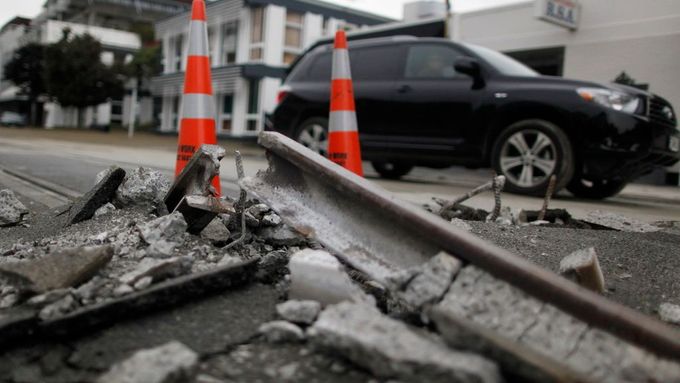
left=1, top=0, right=191, bottom=128
left=0, top=18, right=32, bottom=116
left=151, top=0, right=391, bottom=136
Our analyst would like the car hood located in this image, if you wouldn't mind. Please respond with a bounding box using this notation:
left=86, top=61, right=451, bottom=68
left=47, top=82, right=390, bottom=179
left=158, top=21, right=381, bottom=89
left=516, top=75, right=659, bottom=99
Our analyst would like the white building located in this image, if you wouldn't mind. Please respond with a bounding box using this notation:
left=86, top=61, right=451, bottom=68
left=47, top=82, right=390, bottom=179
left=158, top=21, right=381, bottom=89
left=0, top=18, right=32, bottom=113
left=151, top=0, right=391, bottom=136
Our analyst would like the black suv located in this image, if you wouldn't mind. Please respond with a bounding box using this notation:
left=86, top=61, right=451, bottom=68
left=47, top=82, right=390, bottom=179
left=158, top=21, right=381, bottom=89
left=269, top=36, right=679, bottom=198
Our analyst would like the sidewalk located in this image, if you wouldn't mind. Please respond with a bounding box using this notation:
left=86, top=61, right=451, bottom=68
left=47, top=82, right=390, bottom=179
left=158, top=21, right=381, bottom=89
left=0, top=126, right=265, bottom=157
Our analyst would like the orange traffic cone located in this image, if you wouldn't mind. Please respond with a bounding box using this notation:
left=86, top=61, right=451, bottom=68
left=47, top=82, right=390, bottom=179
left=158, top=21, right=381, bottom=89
left=175, top=0, right=220, bottom=194
left=327, top=30, right=363, bottom=176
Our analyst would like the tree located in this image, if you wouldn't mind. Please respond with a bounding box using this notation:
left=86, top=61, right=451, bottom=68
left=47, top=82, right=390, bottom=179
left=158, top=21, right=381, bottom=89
left=44, top=29, right=124, bottom=127
left=3, top=43, right=46, bottom=126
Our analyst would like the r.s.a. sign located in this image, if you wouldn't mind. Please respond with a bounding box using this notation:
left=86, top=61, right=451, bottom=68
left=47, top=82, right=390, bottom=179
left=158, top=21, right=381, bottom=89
left=535, top=0, right=580, bottom=30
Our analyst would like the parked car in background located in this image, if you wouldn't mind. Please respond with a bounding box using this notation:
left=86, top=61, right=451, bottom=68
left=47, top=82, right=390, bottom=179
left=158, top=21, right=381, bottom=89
left=269, top=37, right=680, bottom=199
left=0, top=111, right=27, bottom=127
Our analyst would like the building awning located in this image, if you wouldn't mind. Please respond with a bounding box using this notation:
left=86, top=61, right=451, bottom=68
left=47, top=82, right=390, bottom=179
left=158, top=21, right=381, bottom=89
left=151, top=64, right=286, bottom=97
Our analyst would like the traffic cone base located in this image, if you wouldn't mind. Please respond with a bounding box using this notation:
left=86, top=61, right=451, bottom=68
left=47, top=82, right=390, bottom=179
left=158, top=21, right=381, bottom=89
left=328, top=131, right=362, bottom=174
left=175, top=0, right=221, bottom=194
left=327, top=30, right=363, bottom=176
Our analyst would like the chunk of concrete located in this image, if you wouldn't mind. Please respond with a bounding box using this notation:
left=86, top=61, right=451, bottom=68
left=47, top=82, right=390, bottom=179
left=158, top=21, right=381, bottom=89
left=138, top=212, right=187, bottom=257
left=68, top=167, right=125, bottom=225
left=258, top=225, right=306, bottom=246
left=559, top=248, right=605, bottom=293
left=116, top=167, right=171, bottom=207
left=200, top=218, right=231, bottom=246
left=246, top=203, right=271, bottom=219
left=261, top=213, right=282, bottom=227
left=259, top=320, right=305, bottom=344
left=276, top=300, right=321, bottom=325
left=97, top=341, right=199, bottom=383
left=309, top=302, right=502, bottom=383
left=0, top=246, right=113, bottom=293
left=385, top=252, right=462, bottom=310
left=39, top=294, right=77, bottom=320
left=94, top=203, right=116, bottom=218
left=658, top=303, right=680, bottom=325
left=289, top=249, right=375, bottom=306
left=582, top=210, right=660, bottom=233
left=119, top=257, right=192, bottom=286
left=0, top=189, right=29, bottom=227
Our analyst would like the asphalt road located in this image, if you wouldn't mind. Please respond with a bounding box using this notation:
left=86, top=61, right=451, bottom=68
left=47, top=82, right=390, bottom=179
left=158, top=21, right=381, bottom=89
left=0, top=132, right=679, bottom=222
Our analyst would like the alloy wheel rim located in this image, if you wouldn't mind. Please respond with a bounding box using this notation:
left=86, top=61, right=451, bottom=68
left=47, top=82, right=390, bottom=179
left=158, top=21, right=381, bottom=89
left=500, top=129, right=557, bottom=188
left=298, top=124, right=329, bottom=157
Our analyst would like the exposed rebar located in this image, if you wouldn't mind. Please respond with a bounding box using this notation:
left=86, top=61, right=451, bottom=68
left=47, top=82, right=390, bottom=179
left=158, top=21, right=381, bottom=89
left=439, top=175, right=505, bottom=215
left=489, top=175, right=505, bottom=221
left=224, top=151, right=248, bottom=250
left=537, top=175, right=557, bottom=222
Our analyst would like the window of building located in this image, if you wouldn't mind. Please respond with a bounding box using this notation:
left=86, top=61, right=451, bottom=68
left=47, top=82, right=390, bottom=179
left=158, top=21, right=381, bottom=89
left=172, top=34, right=184, bottom=71
left=250, top=7, right=264, bottom=61
left=246, top=79, right=260, bottom=131
left=219, top=94, right=234, bottom=132
left=221, top=21, right=239, bottom=65
left=171, top=96, right=180, bottom=130
left=405, top=45, right=462, bottom=79
left=283, top=10, right=304, bottom=65
left=208, top=26, right=216, bottom=65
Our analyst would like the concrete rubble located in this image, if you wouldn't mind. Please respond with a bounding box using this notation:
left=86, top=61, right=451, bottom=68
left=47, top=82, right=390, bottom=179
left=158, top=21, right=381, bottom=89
left=67, top=167, right=126, bottom=225
left=200, top=218, right=231, bottom=246
left=276, top=300, right=321, bottom=325
left=309, top=302, right=502, bottom=383
left=97, top=341, right=199, bottom=383
left=94, top=203, right=116, bottom=218
left=658, top=303, right=680, bottom=325
left=0, top=246, right=113, bottom=293
left=138, top=212, right=188, bottom=257
left=259, top=320, right=306, bottom=344
left=0, top=189, right=29, bottom=227
left=559, top=247, right=606, bottom=293
left=385, top=251, right=462, bottom=311
left=114, top=167, right=171, bottom=207
left=119, top=256, right=193, bottom=286
left=436, top=265, right=680, bottom=383
left=288, top=249, right=375, bottom=306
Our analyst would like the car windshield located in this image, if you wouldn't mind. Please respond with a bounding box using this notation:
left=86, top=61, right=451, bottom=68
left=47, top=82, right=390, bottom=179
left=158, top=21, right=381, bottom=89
left=463, top=43, right=539, bottom=77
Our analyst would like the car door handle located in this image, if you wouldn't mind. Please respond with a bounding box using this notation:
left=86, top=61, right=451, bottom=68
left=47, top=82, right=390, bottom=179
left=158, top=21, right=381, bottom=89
left=397, top=85, right=412, bottom=94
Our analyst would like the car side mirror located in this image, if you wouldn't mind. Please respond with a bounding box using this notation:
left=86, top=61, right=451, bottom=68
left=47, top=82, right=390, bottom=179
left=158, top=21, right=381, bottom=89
left=455, top=57, right=485, bottom=88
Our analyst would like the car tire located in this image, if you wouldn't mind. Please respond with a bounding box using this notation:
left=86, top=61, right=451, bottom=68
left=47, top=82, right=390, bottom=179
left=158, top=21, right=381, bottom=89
left=566, top=178, right=627, bottom=199
left=491, top=119, right=574, bottom=196
left=371, top=161, right=413, bottom=180
left=294, top=117, right=329, bottom=157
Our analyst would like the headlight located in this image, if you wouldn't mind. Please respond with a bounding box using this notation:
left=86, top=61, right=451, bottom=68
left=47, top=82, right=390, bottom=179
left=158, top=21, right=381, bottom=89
left=577, top=88, right=642, bottom=114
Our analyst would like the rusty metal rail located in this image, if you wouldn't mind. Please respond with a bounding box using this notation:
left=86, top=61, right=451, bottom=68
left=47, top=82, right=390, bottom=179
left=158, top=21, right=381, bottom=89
left=242, top=132, right=680, bottom=361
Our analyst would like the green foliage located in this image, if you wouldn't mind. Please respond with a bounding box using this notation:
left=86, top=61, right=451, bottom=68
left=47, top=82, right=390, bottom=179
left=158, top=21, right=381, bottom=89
left=43, top=29, right=124, bottom=109
left=3, top=43, right=46, bottom=100
left=126, top=45, right=162, bottom=83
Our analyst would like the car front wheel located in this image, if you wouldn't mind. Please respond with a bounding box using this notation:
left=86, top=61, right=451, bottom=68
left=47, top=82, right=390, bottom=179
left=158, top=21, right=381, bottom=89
left=567, top=178, right=627, bottom=199
left=295, top=117, right=329, bottom=157
left=491, top=119, right=574, bottom=195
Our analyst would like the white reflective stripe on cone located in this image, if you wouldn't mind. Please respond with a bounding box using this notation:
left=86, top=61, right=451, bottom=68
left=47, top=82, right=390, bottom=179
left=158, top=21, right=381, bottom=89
left=180, top=93, right=216, bottom=119
left=329, top=110, right=358, bottom=133
left=331, top=49, right=352, bottom=80
left=187, top=20, right=210, bottom=57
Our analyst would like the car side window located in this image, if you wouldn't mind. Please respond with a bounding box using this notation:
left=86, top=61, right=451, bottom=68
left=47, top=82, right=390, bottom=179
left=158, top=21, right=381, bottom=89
left=350, top=46, right=402, bottom=81
left=304, top=45, right=402, bottom=82
left=404, top=45, right=463, bottom=79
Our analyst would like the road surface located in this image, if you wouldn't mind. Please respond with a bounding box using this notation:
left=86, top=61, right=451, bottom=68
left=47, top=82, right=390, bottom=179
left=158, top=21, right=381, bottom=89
left=0, top=130, right=679, bottom=222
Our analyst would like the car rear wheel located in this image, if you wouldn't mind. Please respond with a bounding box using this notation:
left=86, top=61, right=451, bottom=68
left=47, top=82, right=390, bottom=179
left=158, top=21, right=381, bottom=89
left=295, top=117, right=329, bottom=157
left=371, top=161, right=413, bottom=180
left=566, top=178, right=627, bottom=199
left=491, top=119, right=574, bottom=195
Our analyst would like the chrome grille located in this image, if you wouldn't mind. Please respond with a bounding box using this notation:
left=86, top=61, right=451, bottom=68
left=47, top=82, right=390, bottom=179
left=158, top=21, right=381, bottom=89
left=648, top=96, right=677, bottom=127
